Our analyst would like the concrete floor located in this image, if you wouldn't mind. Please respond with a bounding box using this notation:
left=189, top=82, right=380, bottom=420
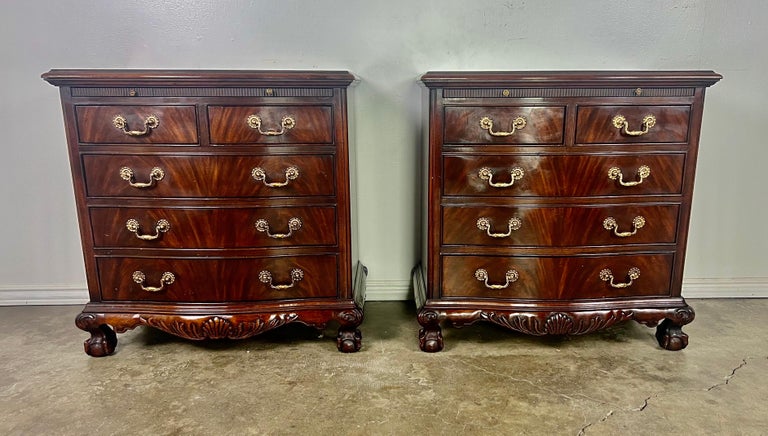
left=0, top=300, right=766, bottom=435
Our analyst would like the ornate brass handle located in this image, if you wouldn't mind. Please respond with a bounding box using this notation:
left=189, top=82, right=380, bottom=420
left=132, top=271, right=175, bottom=293
left=478, top=167, right=525, bottom=188
left=611, top=114, right=656, bottom=136
left=258, top=268, right=304, bottom=290
left=479, top=116, right=527, bottom=137
left=476, top=217, right=522, bottom=238
left=251, top=167, right=299, bottom=188
left=599, top=267, right=640, bottom=289
left=246, top=115, right=296, bottom=136
left=603, top=216, right=646, bottom=237
left=255, top=217, right=302, bottom=239
left=119, top=167, right=165, bottom=188
left=608, top=165, right=650, bottom=187
left=125, top=218, right=170, bottom=240
left=113, top=115, right=159, bottom=137
left=474, top=268, right=519, bottom=290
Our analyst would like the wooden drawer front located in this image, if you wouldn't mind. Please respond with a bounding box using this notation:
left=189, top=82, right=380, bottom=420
left=76, top=106, right=198, bottom=144
left=90, top=206, right=337, bottom=248
left=83, top=154, right=335, bottom=198
left=444, top=106, right=565, bottom=145
left=442, top=204, right=679, bottom=247
left=209, top=106, right=333, bottom=144
left=443, top=153, right=685, bottom=197
left=575, top=105, right=691, bottom=144
left=98, top=255, right=339, bottom=302
left=441, top=253, right=673, bottom=300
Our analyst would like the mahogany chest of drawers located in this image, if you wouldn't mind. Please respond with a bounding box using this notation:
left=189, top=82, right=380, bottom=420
left=415, top=71, right=721, bottom=352
left=43, top=70, right=365, bottom=356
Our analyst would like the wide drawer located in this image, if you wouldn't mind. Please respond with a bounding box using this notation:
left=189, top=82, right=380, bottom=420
left=76, top=105, right=198, bottom=144
left=98, top=255, right=339, bottom=302
left=442, top=204, right=679, bottom=246
left=441, top=253, right=674, bottom=300
left=83, top=154, right=335, bottom=198
left=90, top=206, right=337, bottom=248
left=575, top=105, right=691, bottom=144
left=444, top=106, right=565, bottom=144
left=208, top=105, right=333, bottom=144
left=443, top=153, right=685, bottom=197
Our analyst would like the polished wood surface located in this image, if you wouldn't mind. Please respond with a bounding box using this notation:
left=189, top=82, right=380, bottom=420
left=416, top=70, right=721, bottom=352
left=44, top=69, right=364, bottom=355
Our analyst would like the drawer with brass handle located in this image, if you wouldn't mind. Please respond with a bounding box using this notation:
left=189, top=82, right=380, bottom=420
left=75, top=105, right=199, bottom=144
left=82, top=154, right=336, bottom=198
left=443, top=106, right=565, bottom=144
left=575, top=105, right=691, bottom=144
left=440, top=253, right=673, bottom=300
left=441, top=204, right=680, bottom=246
left=89, top=206, right=338, bottom=248
left=97, top=255, right=339, bottom=302
left=208, top=105, right=333, bottom=144
left=442, top=153, right=685, bottom=197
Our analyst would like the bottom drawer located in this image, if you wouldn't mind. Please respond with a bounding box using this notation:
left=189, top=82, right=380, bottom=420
left=97, top=255, right=338, bottom=302
left=441, top=253, right=673, bottom=300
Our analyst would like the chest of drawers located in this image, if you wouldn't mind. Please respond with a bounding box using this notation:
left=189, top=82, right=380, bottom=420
left=415, top=71, right=720, bottom=352
left=43, top=70, right=365, bottom=356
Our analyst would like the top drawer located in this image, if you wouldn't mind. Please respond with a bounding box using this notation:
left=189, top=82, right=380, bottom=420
left=76, top=106, right=198, bottom=144
left=576, top=105, right=691, bottom=144
left=209, top=106, right=333, bottom=144
left=444, top=106, right=565, bottom=145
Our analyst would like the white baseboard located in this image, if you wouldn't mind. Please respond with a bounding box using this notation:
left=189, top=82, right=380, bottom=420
left=1, top=277, right=765, bottom=306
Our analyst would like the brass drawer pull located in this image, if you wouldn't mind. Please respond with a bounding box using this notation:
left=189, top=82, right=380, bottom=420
left=113, top=115, right=159, bottom=137
left=132, top=271, right=175, bottom=293
left=246, top=115, right=296, bottom=136
left=119, top=167, right=165, bottom=188
left=125, top=218, right=171, bottom=240
left=259, top=268, right=304, bottom=290
left=476, top=217, right=522, bottom=238
left=603, top=216, right=645, bottom=237
left=255, top=217, right=302, bottom=239
left=599, top=267, right=640, bottom=289
left=474, top=268, right=519, bottom=290
left=608, top=165, right=650, bottom=187
left=251, top=166, right=299, bottom=188
left=479, top=116, right=526, bottom=137
left=612, top=114, right=656, bottom=136
left=478, top=167, right=524, bottom=188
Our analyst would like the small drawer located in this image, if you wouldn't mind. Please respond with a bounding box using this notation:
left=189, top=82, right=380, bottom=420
left=442, top=204, right=679, bottom=247
left=82, top=154, right=335, bottom=198
left=441, top=253, right=674, bottom=300
left=98, top=255, right=339, bottom=302
left=76, top=105, right=198, bottom=144
left=209, top=105, right=333, bottom=144
left=90, top=206, right=337, bottom=248
left=442, top=153, right=685, bottom=197
left=444, top=106, right=565, bottom=145
left=576, top=105, right=691, bottom=144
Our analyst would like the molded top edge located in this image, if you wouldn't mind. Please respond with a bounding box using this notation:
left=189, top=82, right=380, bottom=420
left=420, top=70, right=722, bottom=88
left=42, top=69, right=356, bottom=87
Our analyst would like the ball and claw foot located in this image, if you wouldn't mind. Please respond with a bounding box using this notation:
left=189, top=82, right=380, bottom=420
left=419, top=326, right=444, bottom=352
left=655, top=319, right=689, bottom=351
left=83, top=324, right=118, bottom=357
left=336, top=328, right=362, bottom=353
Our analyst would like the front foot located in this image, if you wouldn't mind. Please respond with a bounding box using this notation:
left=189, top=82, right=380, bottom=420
left=655, top=319, right=689, bottom=351
left=336, top=328, right=362, bottom=353
left=418, top=326, right=443, bottom=352
left=84, top=324, right=118, bottom=357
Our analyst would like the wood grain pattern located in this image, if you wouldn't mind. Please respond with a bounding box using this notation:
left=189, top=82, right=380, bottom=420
left=76, top=105, right=198, bottom=144
left=444, top=106, right=565, bottom=144
left=208, top=105, right=333, bottom=144
left=576, top=105, right=691, bottom=144
left=442, top=153, right=685, bottom=197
